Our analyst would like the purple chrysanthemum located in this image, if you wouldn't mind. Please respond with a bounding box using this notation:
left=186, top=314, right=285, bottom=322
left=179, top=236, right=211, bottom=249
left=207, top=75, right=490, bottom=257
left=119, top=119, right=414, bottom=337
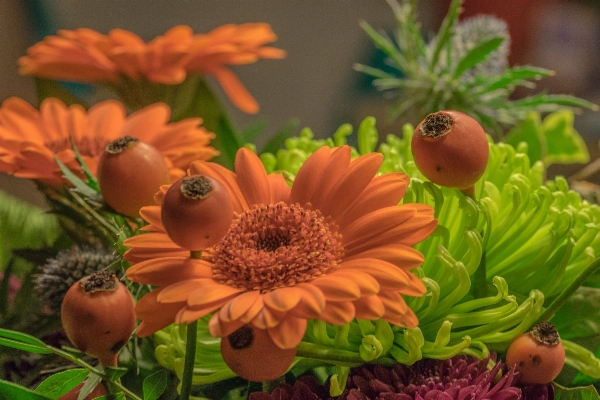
left=250, top=355, right=553, bottom=400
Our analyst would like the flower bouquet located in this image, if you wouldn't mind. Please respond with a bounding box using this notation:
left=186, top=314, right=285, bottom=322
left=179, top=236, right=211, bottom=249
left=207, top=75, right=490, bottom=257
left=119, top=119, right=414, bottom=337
left=1, top=1, right=600, bottom=400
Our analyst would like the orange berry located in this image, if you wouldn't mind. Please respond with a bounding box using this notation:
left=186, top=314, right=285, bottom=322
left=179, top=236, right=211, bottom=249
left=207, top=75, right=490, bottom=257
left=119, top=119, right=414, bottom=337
left=97, top=136, right=170, bottom=217
left=221, top=325, right=296, bottom=381
left=61, top=271, right=135, bottom=367
left=412, top=110, right=489, bottom=190
left=505, top=321, right=565, bottom=384
left=160, top=175, right=233, bottom=251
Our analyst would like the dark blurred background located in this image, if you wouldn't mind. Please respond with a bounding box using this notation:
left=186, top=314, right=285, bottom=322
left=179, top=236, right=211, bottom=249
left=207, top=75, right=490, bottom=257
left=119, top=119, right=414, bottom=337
left=1, top=0, right=599, bottom=207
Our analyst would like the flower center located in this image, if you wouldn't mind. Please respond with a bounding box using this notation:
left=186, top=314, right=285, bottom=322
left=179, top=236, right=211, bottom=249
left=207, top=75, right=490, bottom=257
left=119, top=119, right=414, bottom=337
left=209, top=202, right=344, bottom=292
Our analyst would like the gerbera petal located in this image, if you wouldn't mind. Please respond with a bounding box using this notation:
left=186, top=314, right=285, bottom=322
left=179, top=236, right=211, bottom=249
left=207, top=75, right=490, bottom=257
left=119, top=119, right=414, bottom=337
left=252, top=306, right=286, bottom=329
left=126, top=257, right=212, bottom=285
left=329, top=270, right=380, bottom=296
left=379, top=291, right=409, bottom=317
left=187, top=284, right=245, bottom=306
left=234, top=147, right=270, bottom=206
left=157, top=279, right=216, bottom=303
left=288, top=283, right=326, bottom=319
left=336, top=172, right=410, bottom=229
left=308, top=146, right=351, bottom=210
left=267, top=315, right=307, bottom=349
left=176, top=301, right=228, bottom=325
left=189, top=160, right=248, bottom=213
left=263, top=287, right=303, bottom=312
left=268, top=174, right=291, bottom=204
left=135, top=289, right=186, bottom=337
left=343, top=244, right=425, bottom=270
left=338, top=259, right=410, bottom=291
left=400, top=271, right=427, bottom=296
left=385, top=306, right=419, bottom=328
left=219, top=290, right=262, bottom=322
left=210, top=67, right=259, bottom=114
left=123, top=102, right=170, bottom=140
left=289, top=146, right=331, bottom=205
left=354, top=295, right=386, bottom=320
left=341, top=206, right=417, bottom=250
left=319, top=152, right=383, bottom=219
left=310, top=274, right=361, bottom=302
left=241, top=295, right=265, bottom=323
left=209, top=313, right=246, bottom=337
left=139, top=206, right=163, bottom=229
left=319, top=301, right=355, bottom=325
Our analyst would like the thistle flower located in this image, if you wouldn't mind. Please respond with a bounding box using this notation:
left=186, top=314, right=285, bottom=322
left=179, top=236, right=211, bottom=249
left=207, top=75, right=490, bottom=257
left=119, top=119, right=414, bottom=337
left=125, top=146, right=437, bottom=349
left=251, top=355, right=551, bottom=400
left=355, top=0, right=597, bottom=135
left=34, top=245, right=117, bottom=314
left=18, top=24, right=286, bottom=114
left=0, top=97, right=218, bottom=185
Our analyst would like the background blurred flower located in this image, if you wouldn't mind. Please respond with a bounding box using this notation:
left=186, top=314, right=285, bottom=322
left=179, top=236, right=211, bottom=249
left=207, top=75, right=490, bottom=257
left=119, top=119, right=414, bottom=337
left=125, top=146, right=437, bottom=349
left=0, top=97, right=218, bottom=185
left=18, top=24, right=286, bottom=114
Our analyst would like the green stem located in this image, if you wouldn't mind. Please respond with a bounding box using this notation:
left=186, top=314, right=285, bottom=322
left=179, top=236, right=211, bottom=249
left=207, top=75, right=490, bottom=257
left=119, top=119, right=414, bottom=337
left=262, top=377, right=285, bottom=394
left=47, top=346, right=142, bottom=400
left=296, top=342, right=397, bottom=367
left=179, top=320, right=198, bottom=400
left=473, top=251, right=487, bottom=299
left=538, top=256, right=600, bottom=322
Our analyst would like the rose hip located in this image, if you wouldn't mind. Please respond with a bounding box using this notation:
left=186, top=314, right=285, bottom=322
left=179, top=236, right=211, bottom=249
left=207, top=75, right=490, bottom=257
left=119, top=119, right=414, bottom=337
left=411, top=110, right=489, bottom=193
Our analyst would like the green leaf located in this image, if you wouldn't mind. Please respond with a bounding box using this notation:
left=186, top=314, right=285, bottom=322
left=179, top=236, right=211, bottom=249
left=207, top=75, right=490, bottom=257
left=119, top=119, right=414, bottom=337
left=429, top=0, right=461, bottom=71
left=512, top=93, right=598, bottom=111
left=34, top=78, right=88, bottom=107
left=102, top=366, right=128, bottom=382
left=542, top=109, right=589, bottom=166
left=239, top=118, right=268, bottom=144
left=452, top=37, right=505, bottom=79
left=478, top=66, right=554, bottom=93
left=504, top=112, right=544, bottom=163
left=53, top=155, right=101, bottom=199
left=0, top=328, right=51, bottom=354
left=554, top=382, right=600, bottom=400
left=142, top=370, right=168, bottom=400
left=35, top=369, right=88, bottom=399
left=0, top=379, right=52, bottom=400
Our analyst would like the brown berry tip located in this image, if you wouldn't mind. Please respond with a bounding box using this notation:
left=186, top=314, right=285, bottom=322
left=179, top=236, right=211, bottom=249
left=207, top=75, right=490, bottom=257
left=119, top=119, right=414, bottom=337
left=105, top=135, right=139, bottom=154
left=420, top=112, right=454, bottom=139
left=180, top=176, right=213, bottom=200
left=228, top=325, right=254, bottom=350
left=80, top=271, right=118, bottom=293
left=530, top=321, right=561, bottom=345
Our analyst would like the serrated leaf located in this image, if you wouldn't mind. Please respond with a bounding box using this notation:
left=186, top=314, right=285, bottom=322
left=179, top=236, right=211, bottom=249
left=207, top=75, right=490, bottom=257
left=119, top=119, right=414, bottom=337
left=505, top=112, right=544, bottom=163
left=53, top=155, right=100, bottom=199
left=452, top=37, right=505, bottom=79
left=35, top=369, right=88, bottom=398
left=0, top=379, right=52, bottom=400
left=0, top=328, right=51, bottom=354
left=554, top=382, right=600, bottom=400
left=543, top=109, right=589, bottom=165
left=143, top=370, right=168, bottom=400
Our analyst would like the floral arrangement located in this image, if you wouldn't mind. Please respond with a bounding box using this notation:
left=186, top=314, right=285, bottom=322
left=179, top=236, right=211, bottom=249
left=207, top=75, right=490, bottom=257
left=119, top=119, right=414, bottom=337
left=1, top=1, right=600, bottom=400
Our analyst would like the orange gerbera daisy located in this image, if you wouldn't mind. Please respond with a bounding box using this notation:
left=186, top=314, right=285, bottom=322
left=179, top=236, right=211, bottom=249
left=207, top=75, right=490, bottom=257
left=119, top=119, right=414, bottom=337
left=0, top=97, right=218, bottom=185
left=18, top=24, right=286, bottom=113
left=125, top=146, right=437, bottom=349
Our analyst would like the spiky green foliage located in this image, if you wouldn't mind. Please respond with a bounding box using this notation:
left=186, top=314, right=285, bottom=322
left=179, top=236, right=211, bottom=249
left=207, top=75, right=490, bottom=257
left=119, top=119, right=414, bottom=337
left=354, top=0, right=598, bottom=136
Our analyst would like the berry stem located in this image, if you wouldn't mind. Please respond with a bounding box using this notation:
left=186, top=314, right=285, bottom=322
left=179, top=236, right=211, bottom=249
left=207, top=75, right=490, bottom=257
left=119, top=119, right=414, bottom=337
left=180, top=250, right=202, bottom=400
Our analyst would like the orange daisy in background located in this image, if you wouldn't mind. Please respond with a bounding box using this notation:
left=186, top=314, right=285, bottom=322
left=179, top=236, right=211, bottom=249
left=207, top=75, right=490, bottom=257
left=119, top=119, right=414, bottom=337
left=0, top=97, right=218, bottom=185
left=125, top=146, right=438, bottom=349
left=18, top=24, right=286, bottom=114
